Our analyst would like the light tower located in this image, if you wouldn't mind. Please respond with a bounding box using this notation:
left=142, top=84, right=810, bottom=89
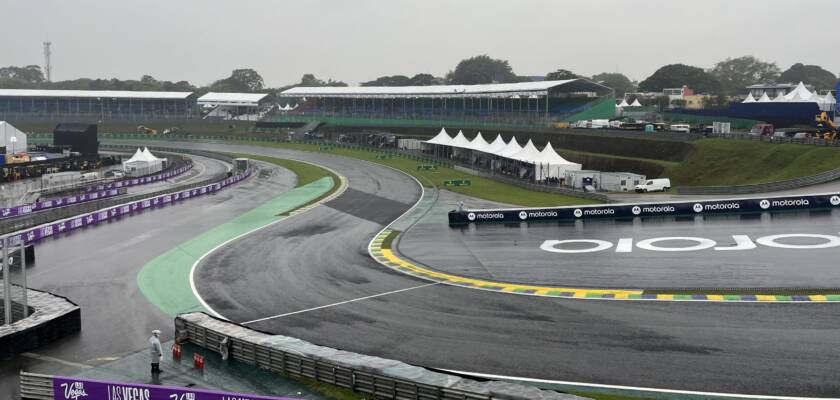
left=43, top=41, right=52, bottom=82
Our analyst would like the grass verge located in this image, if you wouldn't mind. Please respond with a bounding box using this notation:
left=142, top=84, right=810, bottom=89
left=236, top=142, right=600, bottom=207
left=230, top=153, right=341, bottom=214
left=664, top=139, right=840, bottom=186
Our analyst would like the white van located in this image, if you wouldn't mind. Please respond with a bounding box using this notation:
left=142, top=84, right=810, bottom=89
left=635, top=178, right=671, bottom=193
left=669, top=124, right=690, bottom=133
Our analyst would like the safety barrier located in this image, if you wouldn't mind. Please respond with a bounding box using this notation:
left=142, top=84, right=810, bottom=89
left=0, top=188, right=124, bottom=221
left=0, top=167, right=250, bottom=248
left=19, top=372, right=53, bottom=400
left=449, top=191, right=840, bottom=225
left=678, top=167, right=840, bottom=195
left=174, top=312, right=583, bottom=400
left=1, top=288, right=80, bottom=360
left=0, top=147, right=234, bottom=235
left=81, top=160, right=193, bottom=193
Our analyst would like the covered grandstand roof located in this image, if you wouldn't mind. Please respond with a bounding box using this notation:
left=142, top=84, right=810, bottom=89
left=197, top=92, right=269, bottom=106
left=0, top=89, right=193, bottom=100
left=280, top=79, right=612, bottom=98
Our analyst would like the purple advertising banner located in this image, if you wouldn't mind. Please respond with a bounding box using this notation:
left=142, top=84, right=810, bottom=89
left=85, top=163, right=194, bottom=193
left=52, top=375, right=299, bottom=400
left=0, top=188, right=122, bottom=220
left=1, top=169, right=252, bottom=249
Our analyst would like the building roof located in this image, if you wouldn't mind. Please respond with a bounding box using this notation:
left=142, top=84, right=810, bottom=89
left=746, top=83, right=798, bottom=89
left=0, top=89, right=192, bottom=100
left=280, top=79, right=611, bottom=98
left=197, top=92, right=269, bottom=106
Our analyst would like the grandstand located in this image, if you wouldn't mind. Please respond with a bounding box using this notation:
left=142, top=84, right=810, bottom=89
left=0, top=89, right=196, bottom=121
left=270, top=79, right=615, bottom=129
left=197, top=92, right=273, bottom=121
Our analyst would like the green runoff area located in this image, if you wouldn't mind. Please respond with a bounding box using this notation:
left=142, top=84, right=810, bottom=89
left=137, top=156, right=336, bottom=317
left=236, top=141, right=600, bottom=207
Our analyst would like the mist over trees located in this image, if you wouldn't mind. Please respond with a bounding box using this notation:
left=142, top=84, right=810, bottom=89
left=0, top=55, right=837, bottom=96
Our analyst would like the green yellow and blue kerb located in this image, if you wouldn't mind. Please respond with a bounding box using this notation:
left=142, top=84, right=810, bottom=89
left=370, top=229, right=840, bottom=303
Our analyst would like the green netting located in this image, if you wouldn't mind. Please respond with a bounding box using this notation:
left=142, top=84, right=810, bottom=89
left=663, top=112, right=764, bottom=130
left=562, top=96, right=616, bottom=122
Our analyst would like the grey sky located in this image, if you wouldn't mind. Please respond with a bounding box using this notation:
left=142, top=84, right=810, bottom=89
left=3, top=0, right=838, bottom=88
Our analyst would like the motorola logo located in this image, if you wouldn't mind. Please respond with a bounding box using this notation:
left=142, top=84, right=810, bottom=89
left=831, top=195, right=840, bottom=206
left=632, top=206, right=641, bottom=215
left=759, top=199, right=771, bottom=210
left=573, top=209, right=583, bottom=218
left=467, top=212, right=476, bottom=221
left=693, top=203, right=703, bottom=213
left=518, top=211, right=528, bottom=220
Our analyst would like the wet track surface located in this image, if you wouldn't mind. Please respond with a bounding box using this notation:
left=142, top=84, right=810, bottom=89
left=7, top=140, right=840, bottom=398
left=404, top=209, right=840, bottom=289
left=0, top=158, right=295, bottom=398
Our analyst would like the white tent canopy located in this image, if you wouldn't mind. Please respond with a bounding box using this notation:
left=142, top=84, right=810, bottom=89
left=757, top=93, right=772, bottom=102
left=773, top=92, right=787, bottom=102
left=783, top=82, right=813, bottom=102
left=424, top=127, right=454, bottom=146
left=495, top=137, right=523, bottom=158
left=508, top=139, right=542, bottom=163
left=618, top=99, right=630, bottom=107
left=629, top=99, right=642, bottom=107
left=449, top=130, right=473, bottom=149
left=531, top=141, right=582, bottom=180
left=467, top=132, right=491, bottom=152
left=485, top=134, right=507, bottom=154
left=742, top=93, right=757, bottom=103
left=123, top=147, right=164, bottom=177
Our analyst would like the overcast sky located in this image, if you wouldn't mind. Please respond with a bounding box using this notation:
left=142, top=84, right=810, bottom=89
left=2, top=0, right=838, bottom=87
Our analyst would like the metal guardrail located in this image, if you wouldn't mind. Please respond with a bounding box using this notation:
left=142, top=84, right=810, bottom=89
left=176, top=315, right=491, bottom=400
left=0, top=147, right=233, bottom=235
left=679, top=167, right=840, bottom=195
left=705, top=132, right=840, bottom=147
left=20, top=372, right=54, bottom=400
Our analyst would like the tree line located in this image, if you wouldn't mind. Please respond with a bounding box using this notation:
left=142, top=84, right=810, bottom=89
left=1, top=55, right=837, bottom=99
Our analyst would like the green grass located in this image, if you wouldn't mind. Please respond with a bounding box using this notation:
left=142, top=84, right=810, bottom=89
left=664, top=139, right=840, bottom=186
left=238, top=141, right=600, bottom=207
left=235, top=153, right=334, bottom=187
left=286, top=375, right=371, bottom=400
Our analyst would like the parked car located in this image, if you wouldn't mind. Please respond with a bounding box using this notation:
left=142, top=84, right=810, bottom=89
left=634, top=178, right=671, bottom=193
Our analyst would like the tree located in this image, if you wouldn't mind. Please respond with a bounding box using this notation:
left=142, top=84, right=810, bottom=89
left=409, top=73, right=436, bottom=86
left=710, top=56, right=780, bottom=95
left=211, top=68, right=264, bottom=92
left=779, top=63, right=839, bottom=91
left=545, top=69, right=578, bottom=81
left=638, top=64, right=721, bottom=94
left=361, top=75, right=413, bottom=86
left=447, top=55, right=520, bottom=85
left=592, top=72, right=634, bottom=96
left=0, top=65, right=44, bottom=83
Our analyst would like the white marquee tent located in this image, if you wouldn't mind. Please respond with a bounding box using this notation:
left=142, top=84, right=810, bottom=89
left=629, top=99, right=643, bottom=107
left=757, top=93, right=772, bottom=103
left=741, top=93, right=757, bottom=103
left=531, top=141, right=582, bottom=180
left=123, top=147, right=164, bottom=177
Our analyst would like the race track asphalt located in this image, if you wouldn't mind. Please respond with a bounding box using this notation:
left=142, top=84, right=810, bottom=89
left=176, top=142, right=840, bottom=397
left=402, top=207, right=840, bottom=289
left=7, top=140, right=840, bottom=398
left=0, top=157, right=295, bottom=398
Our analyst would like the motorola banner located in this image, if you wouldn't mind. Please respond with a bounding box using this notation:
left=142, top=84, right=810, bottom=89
left=53, top=375, right=299, bottom=400
left=449, top=193, right=840, bottom=225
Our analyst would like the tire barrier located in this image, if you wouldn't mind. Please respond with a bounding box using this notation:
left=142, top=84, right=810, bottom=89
left=174, top=312, right=584, bottom=400
left=449, top=192, right=840, bottom=225
left=678, top=167, right=840, bottom=195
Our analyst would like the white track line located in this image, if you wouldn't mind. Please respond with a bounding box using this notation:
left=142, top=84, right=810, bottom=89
left=439, top=369, right=839, bottom=400
left=190, top=159, right=348, bottom=320
left=241, top=282, right=439, bottom=325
